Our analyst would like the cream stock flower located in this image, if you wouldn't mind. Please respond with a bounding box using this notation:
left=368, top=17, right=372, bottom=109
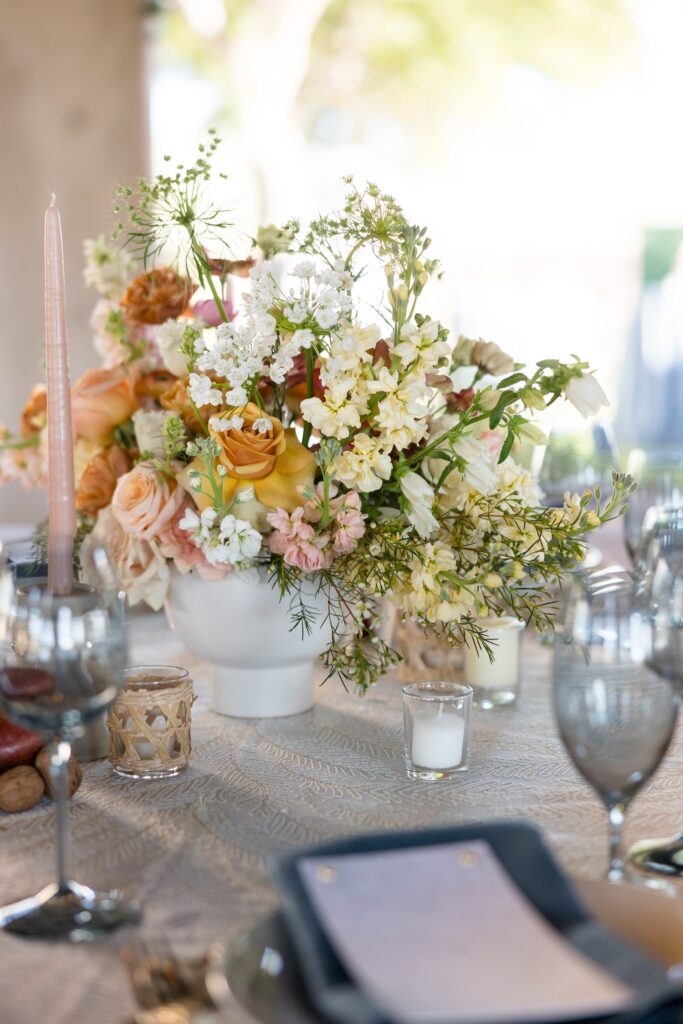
left=394, top=541, right=476, bottom=625
left=399, top=471, right=439, bottom=539
left=393, top=319, right=450, bottom=370
left=301, top=383, right=362, bottom=440
left=333, top=434, right=392, bottom=493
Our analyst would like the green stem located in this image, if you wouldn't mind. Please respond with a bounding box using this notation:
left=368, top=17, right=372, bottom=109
left=189, top=236, right=229, bottom=323
left=205, top=269, right=229, bottom=323
left=320, top=472, right=332, bottom=529
left=0, top=437, right=40, bottom=451
left=189, top=399, right=209, bottom=436
left=301, top=349, right=316, bottom=448
left=405, top=410, right=491, bottom=467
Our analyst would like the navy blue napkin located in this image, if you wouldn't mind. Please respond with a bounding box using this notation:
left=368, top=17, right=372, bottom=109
left=269, top=821, right=681, bottom=1024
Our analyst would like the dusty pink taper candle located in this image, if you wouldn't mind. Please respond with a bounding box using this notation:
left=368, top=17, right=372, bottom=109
left=45, top=194, right=76, bottom=595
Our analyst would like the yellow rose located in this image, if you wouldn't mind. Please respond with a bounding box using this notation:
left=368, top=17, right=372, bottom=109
left=73, top=437, right=101, bottom=486
left=179, top=403, right=315, bottom=513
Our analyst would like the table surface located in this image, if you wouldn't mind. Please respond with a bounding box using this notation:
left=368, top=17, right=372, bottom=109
left=2, top=588, right=683, bottom=1023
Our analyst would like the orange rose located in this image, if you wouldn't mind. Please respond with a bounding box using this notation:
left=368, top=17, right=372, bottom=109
left=20, top=385, right=47, bottom=438
left=179, top=403, right=315, bottom=513
left=159, top=378, right=208, bottom=434
left=215, top=403, right=285, bottom=479
left=135, top=370, right=176, bottom=403
left=112, top=460, right=184, bottom=540
left=71, top=368, right=137, bottom=445
left=76, top=446, right=131, bottom=516
left=121, top=267, right=196, bottom=325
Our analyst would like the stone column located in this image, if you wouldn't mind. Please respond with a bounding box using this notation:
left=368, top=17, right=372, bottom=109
left=0, top=0, right=148, bottom=522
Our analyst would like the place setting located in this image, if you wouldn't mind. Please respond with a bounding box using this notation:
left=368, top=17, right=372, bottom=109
left=7, top=6, right=683, bottom=1022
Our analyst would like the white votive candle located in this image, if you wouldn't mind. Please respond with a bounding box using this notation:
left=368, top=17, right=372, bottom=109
left=465, top=617, right=523, bottom=688
left=411, top=707, right=465, bottom=770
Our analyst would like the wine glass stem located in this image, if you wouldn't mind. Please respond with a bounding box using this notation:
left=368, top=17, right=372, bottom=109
left=49, top=738, right=72, bottom=893
left=607, top=802, right=626, bottom=882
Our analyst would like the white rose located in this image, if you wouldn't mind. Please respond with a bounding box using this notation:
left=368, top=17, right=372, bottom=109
left=400, top=471, right=439, bottom=539
left=133, top=408, right=172, bottom=458
left=565, top=374, right=609, bottom=419
left=157, top=318, right=203, bottom=377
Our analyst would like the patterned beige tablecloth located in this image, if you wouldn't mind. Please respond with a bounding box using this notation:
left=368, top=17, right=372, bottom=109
left=1, top=600, right=682, bottom=1023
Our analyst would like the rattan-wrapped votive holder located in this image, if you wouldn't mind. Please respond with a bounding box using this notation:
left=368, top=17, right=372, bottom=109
left=108, top=666, right=194, bottom=779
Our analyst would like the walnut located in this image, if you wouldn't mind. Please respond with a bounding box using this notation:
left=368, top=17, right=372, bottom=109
left=0, top=766, right=45, bottom=813
left=34, top=749, right=83, bottom=800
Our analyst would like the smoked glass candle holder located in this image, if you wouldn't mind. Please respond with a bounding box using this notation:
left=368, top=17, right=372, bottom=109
left=464, top=618, right=524, bottom=709
left=402, top=682, right=472, bottom=781
left=108, top=666, right=193, bottom=780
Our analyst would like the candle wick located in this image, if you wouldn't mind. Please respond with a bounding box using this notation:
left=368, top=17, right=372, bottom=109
left=49, top=192, right=57, bottom=208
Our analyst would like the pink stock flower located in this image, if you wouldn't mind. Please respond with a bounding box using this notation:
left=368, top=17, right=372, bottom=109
left=267, top=506, right=331, bottom=571
left=268, top=490, right=366, bottom=567
left=285, top=540, right=331, bottom=572
left=333, top=492, right=366, bottom=554
left=267, top=506, right=314, bottom=545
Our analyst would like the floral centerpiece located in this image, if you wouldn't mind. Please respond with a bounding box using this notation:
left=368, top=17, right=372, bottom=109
left=0, top=135, right=632, bottom=709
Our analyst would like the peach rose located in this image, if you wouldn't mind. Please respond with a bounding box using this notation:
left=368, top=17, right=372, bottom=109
left=71, top=367, right=137, bottom=445
left=20, top=385, right=47, bottom=438
left=81, top=506, right=169, bottom=610
left=121, top=267, right=196, bottom=325
left=76, top=446, right=131, bottom=516
left=160, top=378, right=209, bottom=434
left=111, top=460, right=184, bottom=540
left=179, top=404, right=315, bottom=514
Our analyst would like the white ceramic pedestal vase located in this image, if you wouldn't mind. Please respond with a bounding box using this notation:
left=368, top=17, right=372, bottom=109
left=165, top=568, right=332, bottom=718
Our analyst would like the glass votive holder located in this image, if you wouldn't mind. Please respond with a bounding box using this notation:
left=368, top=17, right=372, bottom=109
left=464, top=617, right=524, bottom=709
left=108, top=665, right=194, bottom=780
left=402, top=682, right=472, bottom=781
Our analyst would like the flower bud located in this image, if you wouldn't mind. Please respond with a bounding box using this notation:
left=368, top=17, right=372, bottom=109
left=484, top=573, right=503, bottom=589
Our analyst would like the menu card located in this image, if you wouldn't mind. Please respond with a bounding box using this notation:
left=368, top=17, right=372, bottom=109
left=297, top=840, right=633, bottom=1023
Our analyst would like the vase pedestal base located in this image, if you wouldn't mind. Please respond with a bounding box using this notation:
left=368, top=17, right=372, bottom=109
left=210, top=663, right=315, bottom=718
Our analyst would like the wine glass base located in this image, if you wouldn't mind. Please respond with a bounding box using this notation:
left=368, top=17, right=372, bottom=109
left=605, top=867, right=678, bottom=897
left=0, top=880, right=141, bottom=941
left=626, top=834, right=683, bottom=878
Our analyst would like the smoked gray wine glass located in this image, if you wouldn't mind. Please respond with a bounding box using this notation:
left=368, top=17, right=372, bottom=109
left=0, top=547, right=140, bottom=940
left=626, top=508, right=683, bottom=877
left=553, top=575, right=678, bottom=888
left=623, top=447, right=683, bottom=560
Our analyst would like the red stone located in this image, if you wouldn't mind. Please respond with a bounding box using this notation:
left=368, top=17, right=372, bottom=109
left=0, top=715, right=44, bottom=769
